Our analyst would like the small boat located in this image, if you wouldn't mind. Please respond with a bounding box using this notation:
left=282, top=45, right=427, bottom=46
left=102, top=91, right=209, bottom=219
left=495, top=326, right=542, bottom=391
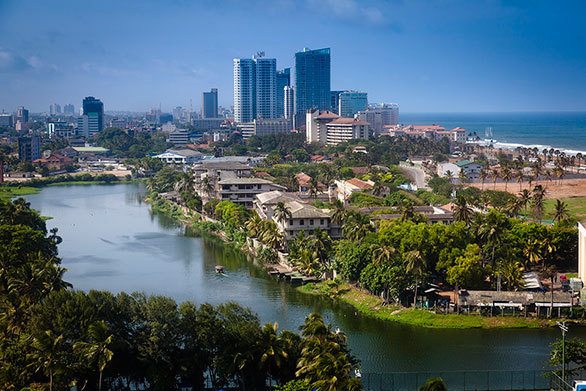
left=215, top=265, right=225, bottom=274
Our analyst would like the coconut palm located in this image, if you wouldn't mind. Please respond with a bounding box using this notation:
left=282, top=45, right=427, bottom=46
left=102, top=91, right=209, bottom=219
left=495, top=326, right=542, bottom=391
left=501, top=166, right=512, bottom=191
left=491, top=169, right=499, bottom=190
left=330, top=199, right=346, bottom=225
left=74, top=321, right=114, bottom=391
left=29, top=331, right=66, bottom=391
left=406, top=250, right=427, bottom=307
left=553, top=199, right=569, bottom=224
left=479, top=211, right=509, bottom=267
left=399, top=199, right=415, bottom=222
left=516, top=170, right=524, bottom=191
left=308, top=177, right=321, bottom=199
left=261, top=222, right=284, bottom=250
left=479, top=169, right=488, bottom=190
left=245, top=214, right=264, bottom=238
left=532, top=185, right=547, bottom=222
left=372, top=245, right=396, bottom=265
left=518, top=189, right=531, bottom=214
left=255, top=322, right=289, bottom=385
left=523, top=239, right=543, bottom=267
left=453, top=196, right=473, bottom=225
left=540, top=264, right=557, bottom=318
left=274, top=202, right=292, bottom=225
left=174, top=170, right=195, bottom=194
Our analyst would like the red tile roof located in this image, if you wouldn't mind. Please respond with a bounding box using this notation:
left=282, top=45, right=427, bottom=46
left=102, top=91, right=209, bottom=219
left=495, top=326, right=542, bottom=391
left=346, top=177, right=373, bottom=189
left=329, top=118, right=370, bottom=126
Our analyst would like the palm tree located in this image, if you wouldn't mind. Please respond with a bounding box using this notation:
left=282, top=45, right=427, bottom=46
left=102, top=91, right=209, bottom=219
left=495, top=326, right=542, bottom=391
left=308, top=177, right=321, bottom=199
left=245, top=214, right=264, bottom=238
left=518, top=189, right=531, bottom=214
left=74, top=321, right=114, bottom=391
left=274, top=202, right=292, bottom=226
left=261, top=221, right=284, bottom=250
left=516, top=170, right=524, bottom=191
left=532, top=185, right=547, bottom=222
left=492, top=169, right=499, bottom=190
left=479, top=169, right=488, bottom=190
left=406, top=250, right=427, bottom=307
left=540, top=265, right=557, bottom=318
left=399, top=199, right=415, bottom=222
left=256, top=322, right=289, bottom=385
left=553, top=199, right=569, bottom=224
left=174, top=170, right=195, bottom=194
left=501, top=166, right=512, bottom=191
left=523, top=239, right=543, bottom=267
left=372, top=245, right=396, bottom=265
left=479, top=211, right=508, bottom=268
left=453, top=196, right=473, bottom=225
left=330, top=199, right=346, bottom=225
left=29, top=331, right=65, bottom=391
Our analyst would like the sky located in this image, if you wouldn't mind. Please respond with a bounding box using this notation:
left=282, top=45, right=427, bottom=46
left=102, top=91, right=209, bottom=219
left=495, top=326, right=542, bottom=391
left=1, top=0, right=585, bottom=114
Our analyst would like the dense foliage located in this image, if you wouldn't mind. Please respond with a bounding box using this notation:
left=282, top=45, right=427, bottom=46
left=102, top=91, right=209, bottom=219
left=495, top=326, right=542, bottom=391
left=96, top=127, right=171, bottom=158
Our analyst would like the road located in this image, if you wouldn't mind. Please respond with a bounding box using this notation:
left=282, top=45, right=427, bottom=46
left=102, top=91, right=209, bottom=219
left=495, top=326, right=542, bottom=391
left=399, top=164, right=430, bottom=190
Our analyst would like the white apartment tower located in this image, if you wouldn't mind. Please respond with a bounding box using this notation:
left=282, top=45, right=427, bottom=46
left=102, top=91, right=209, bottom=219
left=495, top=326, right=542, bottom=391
left=233, top=58, right=255, bottom=123
left=233, top=52, right=277, bottom=123
left=284, top=86, right=294, bottom=120
left=357, top=103, right=399, bottom=135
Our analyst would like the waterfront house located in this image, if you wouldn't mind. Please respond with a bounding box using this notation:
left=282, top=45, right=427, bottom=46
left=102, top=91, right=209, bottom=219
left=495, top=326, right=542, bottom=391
left=214, top=178, right=286, bottom=208
left=33, top=153, right=74, bottom=170
left=154, top=149, right=204, bottom=165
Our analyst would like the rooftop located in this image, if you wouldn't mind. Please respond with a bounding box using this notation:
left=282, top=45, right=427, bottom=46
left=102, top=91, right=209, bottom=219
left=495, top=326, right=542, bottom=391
left=72, top=146, right=109, bottom=153
left=285, top=201, right=330, bottom=219
left=256, top=190, right=301, bottom=205
left=328, top=118, right=370, bottom=126
left=194, top=161, right=252, bottom=170
left=345, top=177, right=374, bottom=190
left=218, top=178, right=286, bottom=188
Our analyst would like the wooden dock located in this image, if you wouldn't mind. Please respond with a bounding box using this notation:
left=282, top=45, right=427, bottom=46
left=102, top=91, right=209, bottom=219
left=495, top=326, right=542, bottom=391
left=266, top=265, right=319, bottom=284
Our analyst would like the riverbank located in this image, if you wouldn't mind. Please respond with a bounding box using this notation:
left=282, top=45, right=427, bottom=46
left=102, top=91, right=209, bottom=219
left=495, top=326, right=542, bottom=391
left=297, top=281, right=569, bottom=329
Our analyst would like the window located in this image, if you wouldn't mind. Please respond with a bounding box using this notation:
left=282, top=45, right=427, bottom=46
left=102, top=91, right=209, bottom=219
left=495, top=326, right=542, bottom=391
left=320, top=219, right=324, bottom=225
left=310, top=219, right=314, bottom=225
left=257, top=184, right=262, bottom=189
left=238, top=184, right=245, bottom=190
left=222, top=185, right=230, bottom=190
left=289, top=219, right=293, bottom=225
left=300, top=219, right=304, bottom=225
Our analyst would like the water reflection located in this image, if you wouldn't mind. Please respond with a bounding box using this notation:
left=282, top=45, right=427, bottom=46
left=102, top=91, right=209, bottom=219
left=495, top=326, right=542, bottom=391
left=24, top=183, right=586, bottom=374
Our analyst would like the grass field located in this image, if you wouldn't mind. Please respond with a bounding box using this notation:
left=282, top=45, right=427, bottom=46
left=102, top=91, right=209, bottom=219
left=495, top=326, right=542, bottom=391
left=0, top=186, right=40, bottom=200
left=298, top=282, right=558, bottom=329
left=544, top=197, right=586, bottom=220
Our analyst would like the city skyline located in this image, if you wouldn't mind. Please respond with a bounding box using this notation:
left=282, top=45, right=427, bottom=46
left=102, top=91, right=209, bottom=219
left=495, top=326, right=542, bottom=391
left=1, top=0, right=586, bottom=113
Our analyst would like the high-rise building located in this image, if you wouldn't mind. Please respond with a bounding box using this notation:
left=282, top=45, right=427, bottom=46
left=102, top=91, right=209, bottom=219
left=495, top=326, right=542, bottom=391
left=202, top=88, right=219, bottom=119
left=63, top=104, right=75, bottom=115
left=47, top=120, right=75, bottom=139
left=338, top=91, right=368, bottom=118
left=233, top=58, right=256, bottom=123
left=18, top=134, right=40, bottom=162
left=50, top=103, right=61, bottom=115
left=77, top=96, right=104, bottom=138
left=233, top=52, right=277, bottom=123
left=0, top=114, right=13, bottom=127
left=276, top=68, right=290, bottom=117
left=284, top=86, right=294, bottom=120
left=330, top=90, right=345, bottom=114
left=357, top=103, right=399, bottom=135
left=254, top=53, right=277, bottom=120
left=294, top=48, right=331, bottom=114
left=16, top=106, right=29, bottom=123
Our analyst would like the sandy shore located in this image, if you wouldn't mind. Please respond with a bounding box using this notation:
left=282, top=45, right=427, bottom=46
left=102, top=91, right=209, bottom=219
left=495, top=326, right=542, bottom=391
left=471, top=177, right=586, bottom=199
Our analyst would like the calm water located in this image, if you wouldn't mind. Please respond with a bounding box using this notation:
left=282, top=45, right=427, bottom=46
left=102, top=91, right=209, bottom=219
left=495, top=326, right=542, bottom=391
left=25, top=183, right=586, bottom=373
left=401, top=112, right=586, bottom=154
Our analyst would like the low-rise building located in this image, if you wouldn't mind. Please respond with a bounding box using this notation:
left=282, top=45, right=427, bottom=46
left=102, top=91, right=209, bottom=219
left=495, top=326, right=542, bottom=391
left=438, top=160, right=483, bottom=180
left=154, top=149, right=204, bottom=164
left=33, top=153, right=74, bottom=170
left=368, top=206, right=454, bottom=225
left=215, top=178, right=286, bottom=208
left=335, top=178, right=374, bottom=202
left=236, top=118, right=292, bottom=139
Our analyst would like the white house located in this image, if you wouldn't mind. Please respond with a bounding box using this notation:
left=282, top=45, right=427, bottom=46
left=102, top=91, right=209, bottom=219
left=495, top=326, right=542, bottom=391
left=154, top=149, right=204, bottom=164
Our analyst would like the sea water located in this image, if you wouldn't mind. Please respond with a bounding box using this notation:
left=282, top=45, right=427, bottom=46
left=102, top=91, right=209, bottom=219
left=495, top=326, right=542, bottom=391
left=400, top=112, right=586, bottom=155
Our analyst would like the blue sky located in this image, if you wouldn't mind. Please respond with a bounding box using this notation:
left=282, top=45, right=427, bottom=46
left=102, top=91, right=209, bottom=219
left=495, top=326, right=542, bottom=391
left=1, top=0, right=585, bottom=113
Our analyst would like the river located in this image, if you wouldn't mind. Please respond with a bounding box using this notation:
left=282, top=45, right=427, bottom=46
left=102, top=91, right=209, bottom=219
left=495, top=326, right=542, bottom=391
left=24, top=183, right=585, bottom=374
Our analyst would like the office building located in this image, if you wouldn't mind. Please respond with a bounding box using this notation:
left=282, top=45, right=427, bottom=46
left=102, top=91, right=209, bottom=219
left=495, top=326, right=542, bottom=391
left=50, top=103, right=62, bottom=115
left=325, top=118, right=370, bottom=145
left=276, top=68, right=290, bottom=117
left=16, top=106, right=29, bottom=123
left=78, top=96, right=104, bottom=137
left=330, top=90, right=345, bottom=114
left=47, top=120, right=75, bottom=139
left=202, top=88, right=219, bottom=119
left=0, top=114, right=14, bottom=127
left=233, top=58, right=256, bottom=123
left=18, top=134, right=41, bottom=162
left=63, top=104, right=75, bottom=115
left=168, top=130, right=190, bottom=147
left=338, top=91, right=368, bottom=118
left=233, top=52, right=278, bottom=123
left=284, top=86, right=294, bottom=120
left=357, top=103, right=399, bottom=135
left=294, top=48, right=330, bottom=114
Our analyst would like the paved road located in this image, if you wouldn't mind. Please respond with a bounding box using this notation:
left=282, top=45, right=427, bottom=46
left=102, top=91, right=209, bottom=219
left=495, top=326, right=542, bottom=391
left=399, top=164, right=430, bottom=190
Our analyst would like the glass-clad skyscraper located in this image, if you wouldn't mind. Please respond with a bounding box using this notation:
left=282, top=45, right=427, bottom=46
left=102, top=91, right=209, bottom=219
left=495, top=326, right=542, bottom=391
left=294, top=48, right=330, bottom=114
left=82, top=96, right=104, bottom=132
left=276, top=68, right=290, bottom=117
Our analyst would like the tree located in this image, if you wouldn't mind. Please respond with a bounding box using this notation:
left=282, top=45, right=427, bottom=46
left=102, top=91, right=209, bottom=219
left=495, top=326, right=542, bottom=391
left=479, top=210, right=509, bottom=268
left=308, top=177, right=321, bottom=199
left=519, top=189, right=531, bottom=214
left=405, top=250, right=427, bottom=307
left=446, top=244, right=486, bottom=289
left=29, top=331, right=66, bottom=391
left=330, top=199, right=346, bottom=225
left=540, top=264, right=557, bottom=318
left=532, top=185, right=547, bottom=222
left=553, top=200, right=569, bottom=224
left=549, top=339, right=586, bottom=377
left=274, top=202, right=292, bottom=226
left=372, top=245, right=395, bottom=265
left=420, top=377, right=448, bottom=391
left=453, top=196, right=473, bottom=225
left=74, top=321, right=114, bottom=391
left=501, top=166, right=512, bottom=191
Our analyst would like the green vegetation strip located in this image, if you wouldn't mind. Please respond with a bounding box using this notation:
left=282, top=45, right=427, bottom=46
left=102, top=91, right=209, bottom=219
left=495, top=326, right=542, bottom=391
left=297, top=282, right=557, bottom=329
left=0, top=186, right=40, bottom=199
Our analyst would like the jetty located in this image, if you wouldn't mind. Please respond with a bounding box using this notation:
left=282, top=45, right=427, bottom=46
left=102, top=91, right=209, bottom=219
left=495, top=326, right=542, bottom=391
left=267, top=264, right=319, bottom=284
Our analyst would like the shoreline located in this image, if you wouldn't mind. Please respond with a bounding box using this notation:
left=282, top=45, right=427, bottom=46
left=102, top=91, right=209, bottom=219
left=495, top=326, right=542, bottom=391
left=297, top=282, right=581, bottom=329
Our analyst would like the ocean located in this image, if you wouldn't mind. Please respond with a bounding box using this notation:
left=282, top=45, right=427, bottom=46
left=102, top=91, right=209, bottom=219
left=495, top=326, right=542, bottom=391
left=399, top=112, right=586, bottom=155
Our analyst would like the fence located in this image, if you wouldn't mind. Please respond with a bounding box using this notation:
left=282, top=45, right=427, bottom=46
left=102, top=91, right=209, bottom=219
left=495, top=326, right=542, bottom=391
left=361, top=370, right=556, bottom=391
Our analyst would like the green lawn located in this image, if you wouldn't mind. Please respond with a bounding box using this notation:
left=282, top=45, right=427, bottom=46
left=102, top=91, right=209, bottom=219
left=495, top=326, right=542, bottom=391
left=0, top=186, right=40, bottom=200
left=544, top=197, right=586, bottom=220
left=298, top=282, right=558, bottom=329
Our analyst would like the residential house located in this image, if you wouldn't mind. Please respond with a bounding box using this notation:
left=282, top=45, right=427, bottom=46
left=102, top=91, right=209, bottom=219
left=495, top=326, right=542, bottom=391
left=335, top=177, right=374, bottom=202
left=33, top=153, right=74, bottom=170
left=367, top=206, right=454, bottom=225
left=215, top=178, right=286, bottom=208
left=154, top=149, right=204, bottom=164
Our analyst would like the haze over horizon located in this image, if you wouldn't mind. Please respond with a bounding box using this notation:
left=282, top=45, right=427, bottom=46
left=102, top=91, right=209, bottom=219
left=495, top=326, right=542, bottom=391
left=1, top=0, right=585, bottom=113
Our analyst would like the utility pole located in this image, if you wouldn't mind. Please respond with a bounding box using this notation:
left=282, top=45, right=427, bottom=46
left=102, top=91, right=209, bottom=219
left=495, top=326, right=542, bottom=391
left=557, top=321, right=568, bottom=383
